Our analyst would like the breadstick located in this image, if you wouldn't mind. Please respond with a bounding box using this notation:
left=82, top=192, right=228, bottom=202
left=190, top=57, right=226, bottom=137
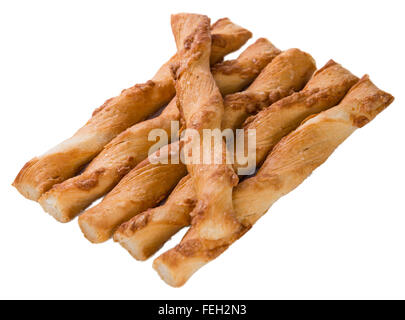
left=13, top=18, right=252, bottom=201
left=155, top=13, right=246, bottom=288
left=115, top=60, right=358, bottom=260
left=79, top=48, right=316, bottom=243
left=39, top=38, right=281, bottom=222
left=153, top=75, right=394, bottom=287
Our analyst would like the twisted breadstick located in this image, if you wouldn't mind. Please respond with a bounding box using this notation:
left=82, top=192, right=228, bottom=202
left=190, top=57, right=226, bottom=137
left=39, top=38, right=280, bottom=222
left=79, top=47, right=316, bottom=243
left=153, top=75, right=394, bottom=287
left=153, top=13, right=247, bottom=287
left=13, top=18, right=251, bottom=201
left=115, top=60, right=358, bottom=260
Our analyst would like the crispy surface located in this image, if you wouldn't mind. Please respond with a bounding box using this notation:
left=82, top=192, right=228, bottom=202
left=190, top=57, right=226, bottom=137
left=13, top=18, right=251, bottom=201
left=39, top=38, right=280, bottom=222
left=153, top=13, right=245, bottom=287
left=115, top=60, right=357, bottom=261
left=209, top=18, right=252, bottom=64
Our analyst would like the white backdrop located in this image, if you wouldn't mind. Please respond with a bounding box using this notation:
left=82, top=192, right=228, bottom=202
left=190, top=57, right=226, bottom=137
left=1, top=0, right=404, bottom=299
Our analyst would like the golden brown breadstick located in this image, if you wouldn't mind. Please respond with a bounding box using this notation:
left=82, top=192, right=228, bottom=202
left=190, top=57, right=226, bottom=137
left=13, top=18, right=252, bottom=201
left=153, top=75, right=394, bottom=287
left=209, top=18, right=253, bottom=65
left=154, top=13, right=246, bottom=288
left=39, top=38, right=281, bottom=222
left=80, top=48, right=316, bottom=243
left=115, top=60, right=358, bottom=261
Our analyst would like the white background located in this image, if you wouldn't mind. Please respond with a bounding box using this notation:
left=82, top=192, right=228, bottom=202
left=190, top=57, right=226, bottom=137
left=1, top=0, right=404, bottom=299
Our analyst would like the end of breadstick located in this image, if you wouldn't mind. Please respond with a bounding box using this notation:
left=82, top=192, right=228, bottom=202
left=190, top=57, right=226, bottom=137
left=13, top=158, right=44, bottom=201
left=39, top=193, right=71, bottom=223
left=13, top=182, right=41, bottom=202
left=342, top=75, right=394, bottom=123
left=78, top=213, right=110, bottom=243
left=171, top=13, right=211, bottom=52
left=211, top=18, right=252, bottom=41
left=210, top=18, right=252, bottom=64
left=113, top=217, right=151, bottom=260
left=114, top=212, right=185, bottom=261
left=114, top=231, right=149, bottom=261
left=153, top=250, right=206, bottom=287
left=212, top=38, right=281, bottom=96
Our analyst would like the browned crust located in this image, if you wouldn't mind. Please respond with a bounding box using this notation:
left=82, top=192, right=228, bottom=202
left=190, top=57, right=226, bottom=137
left=211, top=38, right=281, bottom=96
left=211, top=38, right=280, bottom=76
left=210, top=18, right=252, bottom=64
left=153, top=13, right=245, bottom=286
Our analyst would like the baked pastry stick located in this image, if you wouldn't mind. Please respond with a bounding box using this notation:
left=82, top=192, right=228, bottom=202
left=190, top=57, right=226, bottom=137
left=13, top=18, right=252, bottom=201
left=115, top=60, right=358, bottom=261
left=154, top=75, right=394, bottom=287
left=38, top=38, right=281, bottom=222
left=154, top=13, right=247, bottom=287
left=79, top=47, right=316, bottom=243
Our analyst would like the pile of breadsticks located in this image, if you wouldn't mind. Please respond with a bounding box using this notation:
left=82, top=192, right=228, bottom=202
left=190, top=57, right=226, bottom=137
left=13, top=13, right=394, bottom=287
